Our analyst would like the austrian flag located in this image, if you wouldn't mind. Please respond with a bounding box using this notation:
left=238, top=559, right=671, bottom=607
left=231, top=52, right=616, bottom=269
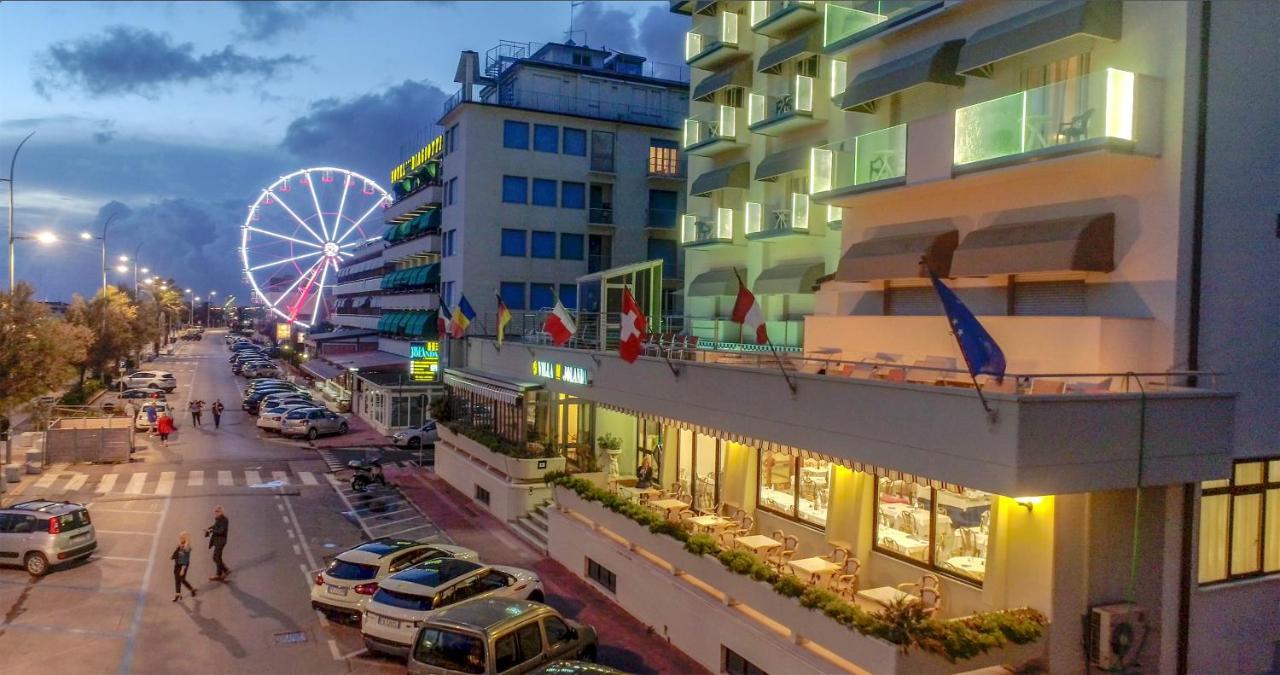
left=618, top=289, right=646, bottom=363
left=543, top=300, right=577, bottom=346
left=731, top=278, right=768, bottom=344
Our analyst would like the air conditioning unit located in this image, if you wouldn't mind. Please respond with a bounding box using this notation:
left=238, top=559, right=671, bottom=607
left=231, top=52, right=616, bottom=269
left=1089, top=602, right=1146, bottom=669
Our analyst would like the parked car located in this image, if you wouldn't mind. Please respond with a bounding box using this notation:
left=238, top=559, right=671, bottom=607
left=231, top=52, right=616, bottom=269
left=406, top=598, right=598, bottom=675
left=362, top=558, right=544, bottom=658
left=255, top=404, right=319, bottom=432
left=135, top=401, right=174, bottom=431
left=392, top=420, right=439, bottom=449
left=242, top=387, right=304, bottom=412
left=310, top=538, right=478, bottom=620
left=120, top=371, right=177, bottom=392
left=117, top=387, right=167, bottom=401
left=243, top=362, right=281, bottom=378
left=248, top=396, right=314, bottom=416
left=0, top=500, right=97, bottom=576
left=281, top=408, right=348, bottom=439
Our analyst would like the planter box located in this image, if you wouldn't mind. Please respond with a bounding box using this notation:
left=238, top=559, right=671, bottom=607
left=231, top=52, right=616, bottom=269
left=553, top=486, right=1046, bottom=675
left=441, top=427, right=566, bottom=483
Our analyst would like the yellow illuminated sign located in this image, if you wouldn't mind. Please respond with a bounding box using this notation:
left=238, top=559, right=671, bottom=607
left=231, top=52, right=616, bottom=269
left=531, top=360, right=590, bottom=385
left=390, top=135, right=445, bottom=183
left=276, top=323, right=291, bottom=341
left=410, top=340, right=440, bottom=382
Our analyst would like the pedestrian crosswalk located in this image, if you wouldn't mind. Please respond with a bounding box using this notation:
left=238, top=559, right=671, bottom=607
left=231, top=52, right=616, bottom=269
left=15, top=468, right=327, bottom=498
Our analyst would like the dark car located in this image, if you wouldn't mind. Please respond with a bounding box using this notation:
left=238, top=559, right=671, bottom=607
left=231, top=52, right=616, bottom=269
left=242, top=388, right=302, bottom=412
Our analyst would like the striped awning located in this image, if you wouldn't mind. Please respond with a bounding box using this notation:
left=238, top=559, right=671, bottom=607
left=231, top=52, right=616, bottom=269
left=443, top=369, right=541, bottom=406
left=594, top=402, right=964, bottom=492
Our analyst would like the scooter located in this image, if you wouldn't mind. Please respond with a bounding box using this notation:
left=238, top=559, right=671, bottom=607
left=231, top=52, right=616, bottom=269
left=349, top=459, right=387, bottom=493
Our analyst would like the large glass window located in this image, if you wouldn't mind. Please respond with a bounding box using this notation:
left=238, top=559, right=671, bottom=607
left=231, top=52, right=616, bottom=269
left=502, top=175, right=527, bottom=204
left=534, top=124, right=559, bottom=153
left=1199, top=457, right=1280, bottom=584
left=530, top=283, right=555, bottom=311
left=648, top=138, right=680, bottom=176
left=503, top=121, right=529, bottom=150
left=873, top=477, right=993, bottom=584
left=647, top=189, right=679, bottom=228
left=646, top=238, right=677, bottom=278
left=559, top=233, right=584, bottom=260
left=559, top=284, right=577, bottom=310
left=590, top=131, right=615, bottom=172
left=530, top=231, right=556, bottom=259
left=757, top=452, right=831, bottom=529
left=563, top=128, right=586, bottom=156
left=532, top=179, right=557, bottom=207
left=500, top=228, right=526, bottom=257
left=561, top=182, right=585, bottom=209
left=500, top=282, right=525, bottom=311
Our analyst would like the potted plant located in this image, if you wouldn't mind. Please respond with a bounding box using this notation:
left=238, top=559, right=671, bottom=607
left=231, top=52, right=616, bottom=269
left=597, top=433, right=623, bottom=480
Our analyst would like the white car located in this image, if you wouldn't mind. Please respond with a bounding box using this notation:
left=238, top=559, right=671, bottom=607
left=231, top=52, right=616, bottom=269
left=391, top=420, right=438, bottom=449
left=361, top=558, right=544, bottom=657
left=120, top=371, right=177, bottom=392
left=255, top=404, right=318, bottom=432
left=134, top=401, right=173, bottom=431
left=242, top=362, right=280, bottom=378
left=311, top=538, right=478, bottom=620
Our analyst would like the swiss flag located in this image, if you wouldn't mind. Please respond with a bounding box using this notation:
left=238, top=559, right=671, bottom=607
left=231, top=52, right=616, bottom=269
left=731, top=279, right=769, bottom=344
left=618, top=289, right=646, bottom=363
left=543, top=300, right=577, bottom=346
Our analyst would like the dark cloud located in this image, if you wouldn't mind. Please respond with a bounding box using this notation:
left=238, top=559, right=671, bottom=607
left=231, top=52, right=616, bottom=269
left=92, top=120, right=117, bottom=145
left=32, top=26, right=306, bottom=99
left=573, top=2, right=689, bottom=75
left=636, top=5, right=688, bottom=70
left=280, top=79, right=449, bottom=182
left=234, top=1, right=352, bottom=42
left=573, top=2, right=641, bottom=54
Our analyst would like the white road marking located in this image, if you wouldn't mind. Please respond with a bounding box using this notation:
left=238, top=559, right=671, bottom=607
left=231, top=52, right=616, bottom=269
left=298, top=471, right=318, bottom=485
left=292, top=544, right=301, bottom=556
left=188, top=470, right=204, bottom=487
left=328, top=639, right=342, bottom=660
left=286, top=530, right=295, bottom=539
left=156, top=472, right=175, bottom=496
left=380, top=524, right=433, bottom=538
left=119, top=493, right=171, bottom=675
left=272, top=470, right=290, bottom=484
left=34, top=471, right=60, bottom=489
left=95, top=474, right=119, bottom=494
left=366, top=514, right=423, bottom=529
left=124, top=473, right=147, bottom=495
left=62, top=473, right=89, bottom=493
left=245, top=470, right=262, bottom=485
left=95, top=530, right=156, bottom=535
left=218, top=470, right=233, bottom=486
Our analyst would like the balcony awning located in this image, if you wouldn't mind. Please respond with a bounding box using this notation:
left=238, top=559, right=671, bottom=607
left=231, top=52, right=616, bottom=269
left=754, top=146, right=813, bottom=181
left=757, top=27, right=822, bottom=73
left=840, top=39, right=966, bottom=113
left=835, top=221, right=959, bottom=282
left=692, top=61, right=753, bottom=102
left=957, top=0, right=1122, bottom=77
left=687, top=268, right=739, bottom=297
left=444, top=368, right=542, bottom=406
left=335, top=350, right=409, bottom=371
left=690, top=161, right=750, bottom=196
left=753, top=260, right=825, bottom=295
left=950, top=213, right=1115, bottom=276
left=307, top=328, right=376, bottom=343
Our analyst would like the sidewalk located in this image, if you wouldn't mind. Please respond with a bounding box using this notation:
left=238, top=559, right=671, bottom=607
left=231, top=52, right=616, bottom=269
left=386, top=467, right=709, bottom=675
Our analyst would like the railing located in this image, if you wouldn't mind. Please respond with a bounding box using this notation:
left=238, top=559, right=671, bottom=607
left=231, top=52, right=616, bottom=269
left=811, top=124, right=907, bottom=195
left=589, top=207, right=614, bottom=225
left=745, top=193, right=810, bottom=236
left=483, top=40, right=690, bottom=84
left=823, top=1, right=937, bottom=49
left=683, top=105, right=738, bottom=149
left=685, top=11, right=740, bottom=62
left=335, top=268, right=385, bottom=284
left=954, top=68, right=1135, bottom=167
left=440, top=89, right=464, bottom=119
left=646, top=207, right=679, bottom=229
left=334, top=307, right=382, bottom=317
left=750, top=0, right=816, bottom=27
left=681, top=209, right=734, bottom=245
left=505, top=90, right=685, bottom=128
left=748, top=75, right=815, bottom=128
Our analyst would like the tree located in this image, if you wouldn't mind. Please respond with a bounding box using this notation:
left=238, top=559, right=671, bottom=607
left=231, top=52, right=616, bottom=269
left=0, top=283, right=91, bottom=429
left=66, top=286, right=140, bottom=386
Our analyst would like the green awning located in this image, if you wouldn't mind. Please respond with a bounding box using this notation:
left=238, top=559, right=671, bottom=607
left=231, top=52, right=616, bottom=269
left=377, top=313, right=392, bottom=332
left=687, top=268, right=739, bottom=297
left=396, top=312, right=413, bottom=333
left=757, top=27, right=822, bottom=73
left=692, top=61, right=754, bottom=102
left=753, top=260, right=825, bottom=295
left=957, top=0, right=1122, bottom=77
left=379, top=273, right=394, bottom=290
left=421, top=208, right=442, bottom=231
left=423, top=262, right=440, bottom=285
left=754, top=146, right=813, bottom=182
left=412, top=266, right=428, bottom=287
left=840, top=39, right=965, bottom=113
left=690, top=161, right=751, bottom=196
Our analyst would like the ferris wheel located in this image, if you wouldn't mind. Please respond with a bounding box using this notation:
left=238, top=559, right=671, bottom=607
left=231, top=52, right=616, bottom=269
left=240, top=166, right=390, bottom=327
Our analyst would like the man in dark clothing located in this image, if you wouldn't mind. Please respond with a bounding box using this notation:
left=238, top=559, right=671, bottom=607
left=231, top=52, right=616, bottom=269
left=205, top=505, right=230, bottom=581
left=211, top=399, right=225, bottom=429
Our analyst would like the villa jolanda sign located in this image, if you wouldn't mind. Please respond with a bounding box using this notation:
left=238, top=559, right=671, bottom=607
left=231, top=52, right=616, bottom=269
left=409, top=341, right=440, bottom=382
left=531, top=360, right=591, bottom=386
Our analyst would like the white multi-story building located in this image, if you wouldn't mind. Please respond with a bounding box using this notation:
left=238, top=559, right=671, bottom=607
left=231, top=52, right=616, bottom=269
left=428, top=2, right=1280, bottom=673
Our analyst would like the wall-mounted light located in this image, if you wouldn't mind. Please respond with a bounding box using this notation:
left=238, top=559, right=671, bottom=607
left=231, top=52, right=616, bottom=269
left=1014, top=496, right=1043, bottom=512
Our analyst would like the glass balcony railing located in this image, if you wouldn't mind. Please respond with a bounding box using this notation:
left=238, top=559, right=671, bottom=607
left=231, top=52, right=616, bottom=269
left=823, top=2, right=937, bottom=50
left=954, top=69, right=1136, bottom=167
left=681, top=208, right=735, bottom=246
left=745, top=193, right=811, bottom=238
left=810, top=124, right=907, bottom=195
left=685, top=12, right=740, bottom=63
left=748, top=75, right=816, bottom=128
left=750, top=0, right=816, bottom=28
left=683, top=105, right=739, bottom=149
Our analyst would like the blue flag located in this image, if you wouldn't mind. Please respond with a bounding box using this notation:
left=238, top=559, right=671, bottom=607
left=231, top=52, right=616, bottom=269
left=929, top=271, right=1006, bottom=382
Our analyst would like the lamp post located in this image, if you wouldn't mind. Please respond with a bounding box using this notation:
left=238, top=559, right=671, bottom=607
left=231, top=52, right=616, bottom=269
left=207, top=290, right=217, bottom=327
left=81, top=212, right=119, bottom=321
left=184, top=289, right=192, bottom=328
left=3, top=130, right=36, bottom=292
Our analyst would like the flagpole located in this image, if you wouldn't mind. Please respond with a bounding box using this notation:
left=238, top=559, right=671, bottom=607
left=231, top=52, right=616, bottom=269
left=921, top=257, right=997, bottom=422
left=732, top=267, right=795, bottom=395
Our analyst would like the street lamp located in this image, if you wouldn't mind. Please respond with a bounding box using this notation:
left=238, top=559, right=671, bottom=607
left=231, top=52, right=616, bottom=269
left=81, top=212, right=119, bottom=301
left=3, top=130, right=36, bottom=292
left=8, top=230, right=60, bottom=283
left=207, top=290, right=217, bottom=326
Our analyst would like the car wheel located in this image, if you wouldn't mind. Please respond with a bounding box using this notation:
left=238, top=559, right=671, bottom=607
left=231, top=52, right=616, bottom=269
left=407, top=437, right=421, bottom=449
left=338, top=423, right=348, bottom=434
left=307, top=428, right=318, bottom=441
left=25, top=552, right=49, bottom=577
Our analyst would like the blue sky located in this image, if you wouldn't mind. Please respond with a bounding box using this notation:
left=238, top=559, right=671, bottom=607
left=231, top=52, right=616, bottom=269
left=0, top=0, right=685, bottom=302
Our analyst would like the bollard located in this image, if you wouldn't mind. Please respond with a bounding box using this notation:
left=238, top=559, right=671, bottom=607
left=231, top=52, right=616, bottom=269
left=3, top=464, right=23, bottom=483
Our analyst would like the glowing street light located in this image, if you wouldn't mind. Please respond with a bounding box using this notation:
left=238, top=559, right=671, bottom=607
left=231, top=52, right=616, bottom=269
left=79, top=232, right=92, bottom=240
left=118, top=255, right=128, bottom=262
left=140, top=267, right=149, bottom=274
left=34, top=231, right=57, bottom=244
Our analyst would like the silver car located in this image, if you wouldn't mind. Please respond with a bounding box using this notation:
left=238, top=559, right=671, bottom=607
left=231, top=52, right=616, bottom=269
left=0, top=501, right=97, bottom=576
left=281, top=408, right=349, bottom=440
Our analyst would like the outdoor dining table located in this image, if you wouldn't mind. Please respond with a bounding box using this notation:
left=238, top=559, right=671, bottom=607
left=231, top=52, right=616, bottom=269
left=688, top=515, right=733, bottom=533
left=946, top=556, right=986, bottom=579
left=648, top=499, right=690, bottom=519
left=735, top=534, right=782, bottom=554
left=788, top=556, right=841, bottom=579
left=619, top=486, right=660, bottom=502
left=856, top=585, right=917, bottom=608
left=878, top=528, right=929, bottom=558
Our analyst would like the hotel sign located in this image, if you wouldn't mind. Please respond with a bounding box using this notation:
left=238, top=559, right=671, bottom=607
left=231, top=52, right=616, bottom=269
left=409, top=341, right=440, bottom=382
left=390, top=135, right=445, bottom=183
left=531, top=360, right=591, bottom=386
left=275, top=323, right=291, bottom=341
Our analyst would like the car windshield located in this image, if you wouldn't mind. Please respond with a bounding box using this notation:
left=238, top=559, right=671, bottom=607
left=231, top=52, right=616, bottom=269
left=285, top=410, right=310, bottom=419
left=372, top=587, right=434, bottom=612
left=326, top=559, right=378, bottom=580
left=413, top=628, right=485, bottom=675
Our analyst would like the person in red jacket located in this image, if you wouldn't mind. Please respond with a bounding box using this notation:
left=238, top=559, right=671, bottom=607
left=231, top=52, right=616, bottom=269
left=157, top=411, right=175, bottom=446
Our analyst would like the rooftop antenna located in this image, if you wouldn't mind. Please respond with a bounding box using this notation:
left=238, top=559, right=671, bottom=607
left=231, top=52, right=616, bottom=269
left=565, top=0, right=585, bottom=45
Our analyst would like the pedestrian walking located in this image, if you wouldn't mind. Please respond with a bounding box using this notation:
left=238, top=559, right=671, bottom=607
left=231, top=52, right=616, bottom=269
left=205, top=506, right=230, bottom=581
left=211, top=399, right=224, bottom=429
left=171, top=532, right=197, bottom=601
left=189, top=400, right=202, bottom=427
left=146, top=404, right=159, bottom=437
left=157, top=411, right=175, bottom=446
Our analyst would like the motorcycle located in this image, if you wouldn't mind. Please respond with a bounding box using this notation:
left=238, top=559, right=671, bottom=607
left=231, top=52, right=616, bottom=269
left=349, top=459, right=387, bottom=493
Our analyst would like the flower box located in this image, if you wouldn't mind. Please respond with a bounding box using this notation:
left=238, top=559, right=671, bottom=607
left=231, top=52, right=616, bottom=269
left=440, top=426, right=566, bottom=483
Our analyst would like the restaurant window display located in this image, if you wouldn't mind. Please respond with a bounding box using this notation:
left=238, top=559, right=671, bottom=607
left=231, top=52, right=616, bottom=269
left=674, top=429, right=721, bottom=511
left=873, top=477, right=994, bottom=584
left=636, top=419, right=667, bottom=487
left=1198, top=458, right=1280, bottom=584
left=758, top=452, right=831, bottom=529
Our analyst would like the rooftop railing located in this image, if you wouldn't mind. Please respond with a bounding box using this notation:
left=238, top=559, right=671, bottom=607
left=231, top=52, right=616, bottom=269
left=504, top=89, right=685, bottom=128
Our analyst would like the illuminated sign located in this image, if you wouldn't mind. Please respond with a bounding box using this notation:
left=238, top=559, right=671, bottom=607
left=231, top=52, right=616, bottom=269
left=410, top=341, right=440, bottom=382
left=531, top=360, right=590, bottom=386
left=276, top=323, right=291, bottom=341
left=390, top=135, right=445, bottom=183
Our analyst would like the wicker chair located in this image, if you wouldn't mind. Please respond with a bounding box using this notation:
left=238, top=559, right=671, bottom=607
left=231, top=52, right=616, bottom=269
left=897, top=573, right=943, bottom=617
left=768, top=535, right=799, bottom=572
left=829, top=557, right=861, bottom=596
left=822, top=545, right=852, bottom=566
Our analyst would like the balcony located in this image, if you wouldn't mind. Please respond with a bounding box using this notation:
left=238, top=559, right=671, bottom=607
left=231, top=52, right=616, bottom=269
left=954, top=68, right=1159, bottom=172
left=588, top=207, right=614, bottom=226
left=681, top=209, right=735, bottom=248
left=688, top=316, right=805, bottom=349
left=383, top=182, right=442, bottom=223
left=749, top=0, right=818, bottom=38
left=810, top=123, right=907, bottom=202
left=331, top=313, right=381, bottom=331
left=747, top=75, right=821, bottom=135
left=822, top=2, right=940, bottom=52
left=380, top=292, right=440, bottom=312
left=744, top=193, right=812, bottom=240
left=685, top=12, right=742, bottom=69
left=683, top=105, right=743, bottom=156
left=385, top=233, right=440, bottom=263
left=646, top=207, right=679, bottom=230
left=333, top=276, right=382, bottom=296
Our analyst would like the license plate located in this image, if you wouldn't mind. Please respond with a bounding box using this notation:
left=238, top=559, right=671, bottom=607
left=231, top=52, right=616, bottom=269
left=377, top=616, right=400, bottom=629
left=327, top=584, right=348, bottom=597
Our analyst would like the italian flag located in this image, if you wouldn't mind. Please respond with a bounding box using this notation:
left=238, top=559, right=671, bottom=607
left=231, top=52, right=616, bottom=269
left=732, top=279, right=768, bottom=345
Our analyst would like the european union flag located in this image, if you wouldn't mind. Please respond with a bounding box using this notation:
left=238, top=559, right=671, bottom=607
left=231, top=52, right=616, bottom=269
left=928, top=270, right=1006, bottom=382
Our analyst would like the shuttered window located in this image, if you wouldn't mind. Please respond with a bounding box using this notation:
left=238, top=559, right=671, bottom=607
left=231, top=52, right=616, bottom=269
left=1011, top=279, right=1086, bottom=316
left=885, top=284, right=940, bottom=316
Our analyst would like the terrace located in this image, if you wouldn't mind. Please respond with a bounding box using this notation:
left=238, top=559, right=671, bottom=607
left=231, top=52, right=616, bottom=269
left=750, top=1, right=819, bottom=38
left=747, top=74, right=821, bottom=135
left=683, top=104, right=743, bottom=156
left=680, top=209, right=737, bottom=248
left=685, top=11, right=743, bottom=69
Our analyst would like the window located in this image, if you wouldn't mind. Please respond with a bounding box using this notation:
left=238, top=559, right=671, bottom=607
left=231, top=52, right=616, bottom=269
left=445, top=177, right=458, bottom=207
left=503, top=120, right=529, bottom=149
left=648, top=138, right=680, bottom=176
left=559, top=284, right=577, bottom=310
left=590, top=130, right=615, bottom=172
left=724, top=647, right=768, bottom=675
left=561, top=182, right=585, bottom=209
left=494, top=623, right=543, bottom=672
left=543, top=617, right=573, bottom=646
left=674, top=430, right=722, bottom=512
left=445, top=124, right=458, bottom=155
left=500, top=282, right=525, bottom=310
left=530, top=283, right=555, bottom=311
left=502, top=175, right=527, bottom=204
left=758, top=452, right=831, bottom=528
left=1199, top=458, right=1280, bottom=584
left=501, top=229, right=527, bottom=257
left=474, top=485, right=490, bottom=505
left=443, top=280, right=455, bottom=306
left=413, top=628, right=485, bottom=675
left=442, top=230, right=457, bottom=257
left=534, top=124, right=559, bottom=153
left=873, top=477, right=994, bottom=585
left=532, top=179, right=557, bottom=207
left=647, top=190, right=678, bottom=228
left=531, top=231, right=556, bottom=259
left=1011, top=278, right=1086, bottom=316
left=563, top=128, right=586, bottom=156
left=647, top=238, right=677, bottom=279
left=586, top=558, right=616, bottom=593
left=560, top=233, right=584, bottom=260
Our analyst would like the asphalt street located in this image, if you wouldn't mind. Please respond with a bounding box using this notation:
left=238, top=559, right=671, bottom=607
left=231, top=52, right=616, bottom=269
left=0, top=332, right=404, bottom=674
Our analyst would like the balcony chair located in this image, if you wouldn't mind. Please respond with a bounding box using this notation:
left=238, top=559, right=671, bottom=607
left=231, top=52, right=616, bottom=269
left=679, top=335, right=700, bottom=360
left=897, top=574, right=942, bottom=617
left=677, top=509, right=697, bottom=526
left=829, top=557, right=861, bottom=597
left=667, top=334, right=688, bottom=359
left=821, top=545, right=852, bottom=566
left=1029, top=378, right=1067, bottom=395
left=1056, top=108, right=1094, bottom=144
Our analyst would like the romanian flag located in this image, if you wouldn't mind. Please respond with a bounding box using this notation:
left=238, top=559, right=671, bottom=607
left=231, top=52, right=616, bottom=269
left=452, top=295, right=476, bottom=339
left=495, top=293, right=512, bottom=347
